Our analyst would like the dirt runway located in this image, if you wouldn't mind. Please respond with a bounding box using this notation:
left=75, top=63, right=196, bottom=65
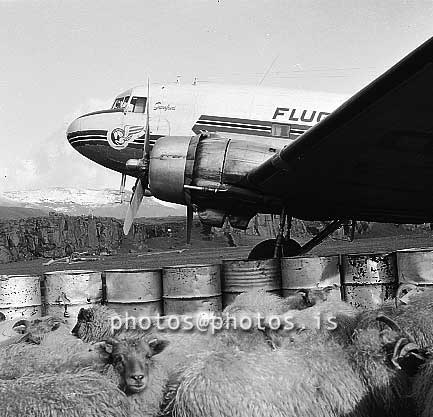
left=1, top=233, right=432, bottom=276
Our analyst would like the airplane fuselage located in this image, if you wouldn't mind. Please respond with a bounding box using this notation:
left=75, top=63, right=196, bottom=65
left=67, top=83, right=347, bottom=176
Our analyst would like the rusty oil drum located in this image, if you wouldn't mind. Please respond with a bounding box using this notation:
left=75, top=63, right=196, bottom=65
left=221, top=258, right=281, bottom=308
left=162, top=264, right=222, bottom=315
left=341, top=252, right=397, bottom=309
left=42, top=270, right=102, bottom=321
left=281, top=255, right=341, bottom=302
left=103, top=269, right=162, bottom=317
left=396, top=247, right=433, bottom=285
left=0, top=275, right=42, bottom=320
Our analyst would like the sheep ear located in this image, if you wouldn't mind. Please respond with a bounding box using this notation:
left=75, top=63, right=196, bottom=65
left=95, top=339, right=116, bottom=355
left=77, top=308, right=86, bottom=321
left=322, top=284, right=338, bottom=292
left=51, top=322, right=61, bottom=331
left=12, top=319, right=30, bottom=334
left=148, top=338, right=169, bottom=356
left=296, top=289, right=309, bottom=301
left=46, top=316, right=66, bottom=330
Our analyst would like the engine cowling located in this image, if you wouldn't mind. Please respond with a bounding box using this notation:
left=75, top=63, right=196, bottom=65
left=149, top=132, right=279, bottom=214
left=149, top=136, right=191, bottom=205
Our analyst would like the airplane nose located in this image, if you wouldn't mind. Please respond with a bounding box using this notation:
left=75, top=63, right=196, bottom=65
left=66, top=117, right=82, bottom=144
left=65, top=108, right=132, bottom=172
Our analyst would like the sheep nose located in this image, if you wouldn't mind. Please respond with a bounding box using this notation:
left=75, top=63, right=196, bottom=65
left=131, top=374, right=144, bottom=381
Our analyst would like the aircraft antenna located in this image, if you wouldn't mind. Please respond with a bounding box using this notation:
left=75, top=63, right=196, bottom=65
left=258, top=53, right=279, bottom=86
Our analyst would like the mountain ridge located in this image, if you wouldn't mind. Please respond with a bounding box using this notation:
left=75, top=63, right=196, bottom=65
left=0, top=187, right=185, bottom=219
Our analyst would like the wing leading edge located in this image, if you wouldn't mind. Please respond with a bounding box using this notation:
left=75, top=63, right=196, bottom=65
left=247, top=37, right=433, bottom=223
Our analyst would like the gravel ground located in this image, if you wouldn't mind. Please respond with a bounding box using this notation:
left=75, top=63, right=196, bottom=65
left=1, top=233, right=432, bottom=276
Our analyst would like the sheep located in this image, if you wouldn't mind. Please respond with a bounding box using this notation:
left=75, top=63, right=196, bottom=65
left=0, top=370, right=129, bottom=417
left=0, top=330, right=110, bottom=380
left=72, top=304, right=119, bottom=343
left=412, top=357, right=433, bottom=417
left=162, top=333, right=373, bottom=417
left=222, top=286, right=338, bottom=318
left=1, top=326, right=172, bottom=416
left=71, top=304, right=217, bottom=343
left=96, top=332, right=169, bottom=417
left=11, top=315, right=70, bottom=344
left=162, top=312, right=424, bottom=417
left=0, top=315, right=70, bottom=348
left=230, top=294, right=359, bottom=348
left=345, top=322, right=418, bottom=417
left=353, top=288, right=433, bottom=351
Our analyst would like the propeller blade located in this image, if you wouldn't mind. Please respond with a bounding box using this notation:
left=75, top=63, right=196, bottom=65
left=123, top=178, right=145, bottom=235
left=143, top=78, right=151, bottom=159
left=186, top=205, right=193, bottom=244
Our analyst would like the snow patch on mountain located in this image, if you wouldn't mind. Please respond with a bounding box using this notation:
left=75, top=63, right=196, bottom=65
left=1, top=187, right=185, bottom=218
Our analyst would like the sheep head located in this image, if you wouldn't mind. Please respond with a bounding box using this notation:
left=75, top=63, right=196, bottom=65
left=12, top=316, right=66, bottom=344
left=376, top=314, right=429, bottom=376
left=71, top=307, right=95, bottom=340
left=297, top=284, right=339, bottom=307
left=97, top=335, right=169, bottom=395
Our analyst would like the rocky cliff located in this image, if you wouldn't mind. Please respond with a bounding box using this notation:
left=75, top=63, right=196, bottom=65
left=0, top=214, right=185, bottom=264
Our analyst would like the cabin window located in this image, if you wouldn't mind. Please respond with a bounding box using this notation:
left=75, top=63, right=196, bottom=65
left=271, top=122, right=291, bottom=138
left=130, top=96, right=147, bottom=113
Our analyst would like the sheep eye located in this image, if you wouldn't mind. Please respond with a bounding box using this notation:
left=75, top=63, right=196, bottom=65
left=114, top=355, right=124, bottom=364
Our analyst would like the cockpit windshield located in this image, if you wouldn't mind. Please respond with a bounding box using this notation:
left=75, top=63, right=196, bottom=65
left=111, top=95, right=147, bottom=113
left=112, top=96, right=130, bottom=109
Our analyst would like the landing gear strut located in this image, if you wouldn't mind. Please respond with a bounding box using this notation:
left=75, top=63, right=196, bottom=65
left=248, top=209, right=302, bottom=260
left=247, top=212, right=345, bottom=260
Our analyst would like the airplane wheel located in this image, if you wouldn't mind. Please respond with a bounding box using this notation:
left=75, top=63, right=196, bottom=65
left=282, top=239, right=303, bottom=257
left=247, top=238, right=302, bottom=260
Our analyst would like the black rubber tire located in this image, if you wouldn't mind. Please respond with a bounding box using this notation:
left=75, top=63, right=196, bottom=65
left=282, top=238, right=303, bottom=257
left=247, top=238, right=302, bottom=260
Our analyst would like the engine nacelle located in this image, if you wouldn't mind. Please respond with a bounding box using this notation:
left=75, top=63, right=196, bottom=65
left=149, top=136, right=191, bottom=205
left=149, top=132, right=279, bottom=213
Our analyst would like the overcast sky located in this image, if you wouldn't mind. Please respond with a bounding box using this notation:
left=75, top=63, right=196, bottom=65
left=1, top=0, right=432, bottom=192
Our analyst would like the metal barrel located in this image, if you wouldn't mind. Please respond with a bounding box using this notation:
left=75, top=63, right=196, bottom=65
left=341, top=252, right=397, bottom=309
left=42, top=270, right=102, bottom=321
left=396, top=247, right=433, bottom=286
left=221, top=258, right=281, bottom=308
left=0, top=275, right=43, bottom=320
left=162, top=264, right=222, bottom=315
left=280, top=255, right=341, bottom=302
left=103, top=269, right=163, bottom=318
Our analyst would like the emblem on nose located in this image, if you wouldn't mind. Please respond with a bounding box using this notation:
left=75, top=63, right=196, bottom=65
left=107, top=125, right=146, bottom=150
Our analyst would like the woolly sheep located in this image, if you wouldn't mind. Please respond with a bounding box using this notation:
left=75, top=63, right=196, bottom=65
left=0, top=315, right=69, bottom=348
left=0, top=370, right=129, bottom=417
left=345, top=325, right=416, bottom=417
left=12, top=315, right=70, bottom=344
left=412, top=357, right=433, bottom=417
left=96, top=332, right=169, bottom=417
left=72, top=304, right=119, bottom=343
left=0, top=330, right=113, bottom=380
left=71, top=305, right=217, bottom=343
left=163, top=313, right=422, bottom=417
left=354, top=289, right=433, bottom=351
left=162, top=333, right=373, bottom=417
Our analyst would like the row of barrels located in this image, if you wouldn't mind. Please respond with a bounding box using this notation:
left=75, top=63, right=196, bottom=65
left=0, top=247, right=432, bottom=321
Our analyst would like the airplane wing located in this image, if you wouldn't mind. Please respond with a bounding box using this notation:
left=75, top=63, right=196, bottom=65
left=246, top=36, right=433, bottom=224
